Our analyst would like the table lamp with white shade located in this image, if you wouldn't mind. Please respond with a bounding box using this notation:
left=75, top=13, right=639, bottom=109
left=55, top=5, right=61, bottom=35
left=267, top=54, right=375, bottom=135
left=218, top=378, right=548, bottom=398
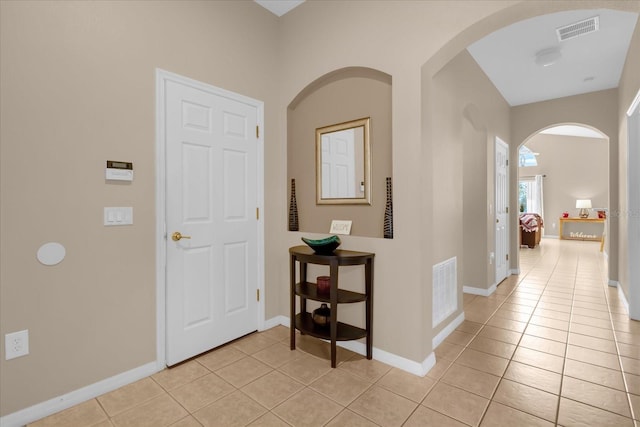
left=576, top=199, right=592, bottom=218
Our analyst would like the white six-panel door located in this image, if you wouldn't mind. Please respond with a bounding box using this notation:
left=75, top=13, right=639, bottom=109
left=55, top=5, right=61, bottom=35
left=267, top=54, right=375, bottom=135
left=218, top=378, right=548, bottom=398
left=162, top=75, right=260, bottom=366
left=321, top=129, right=356, bottom=198
left=495, top=138, right=510, bottom=285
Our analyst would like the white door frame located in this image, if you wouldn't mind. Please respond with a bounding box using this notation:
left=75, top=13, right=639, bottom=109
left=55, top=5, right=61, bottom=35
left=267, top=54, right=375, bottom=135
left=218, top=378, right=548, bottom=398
left=627, top=89, right=640, bottom=320
left=495, top=137, right=510, bottom=284
left=155, top=69, right=265, bottom=368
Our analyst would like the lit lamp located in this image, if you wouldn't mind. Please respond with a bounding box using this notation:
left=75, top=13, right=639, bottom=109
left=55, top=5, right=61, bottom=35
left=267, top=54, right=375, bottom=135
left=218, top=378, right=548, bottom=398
left=576, top=199, right=592, bottom=218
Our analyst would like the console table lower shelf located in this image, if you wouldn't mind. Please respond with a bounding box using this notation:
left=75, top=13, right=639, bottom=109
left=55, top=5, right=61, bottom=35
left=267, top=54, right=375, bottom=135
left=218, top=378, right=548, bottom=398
left=295, top=313, right=367, bottom=341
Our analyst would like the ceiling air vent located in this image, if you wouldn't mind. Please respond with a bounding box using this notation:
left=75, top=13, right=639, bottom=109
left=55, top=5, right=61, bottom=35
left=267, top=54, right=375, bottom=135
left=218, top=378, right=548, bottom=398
left=557, top=16, right=599, bottom=42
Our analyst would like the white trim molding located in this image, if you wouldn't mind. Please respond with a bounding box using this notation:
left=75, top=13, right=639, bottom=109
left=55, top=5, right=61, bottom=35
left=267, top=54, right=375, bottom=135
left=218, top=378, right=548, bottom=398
left=627, top=91, right=640, bottom=320
left=338, top=340, right=436, bottom=377
left=432, top=312, right=465, bottom=349
left=0, top=362, right=159, bottom=427
left=627, top=88, right=640, bottom=117
left=609, top=279, right=619, bottom=288
left=617, top=283, right=630, bottom=315
left=463, top=284, right=497, bottom=297
left=270, top=316, right=436, bottom=377
left=262, top=315, right=288, bottom=331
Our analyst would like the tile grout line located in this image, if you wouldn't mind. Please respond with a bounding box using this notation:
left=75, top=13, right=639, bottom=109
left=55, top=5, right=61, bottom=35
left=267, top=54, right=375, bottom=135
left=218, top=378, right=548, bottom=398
left=436, top=248, right=554, bottom=425
left=553, top=249, right=579, bottom=426
left=553, top=244, right=636, bottom=425
left=477, top=244, right=565, bottom=426
left=525, top=245, right=637, bottom=424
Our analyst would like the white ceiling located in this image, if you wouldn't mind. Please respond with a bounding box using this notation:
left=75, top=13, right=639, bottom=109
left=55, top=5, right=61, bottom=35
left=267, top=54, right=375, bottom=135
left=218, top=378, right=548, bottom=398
left=254, top=3, right=638, bottom=112
left=254, top=0, right=304, bottom=17
left=540, top=125, right=605, bottom=139
left=468, top=9, right=638, bottom=107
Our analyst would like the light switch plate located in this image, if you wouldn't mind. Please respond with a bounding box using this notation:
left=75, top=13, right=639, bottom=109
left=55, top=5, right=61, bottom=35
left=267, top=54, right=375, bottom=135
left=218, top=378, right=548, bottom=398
left=105, top=169, right=133, bottom=181
left=104, top=207, right=133, bottom=226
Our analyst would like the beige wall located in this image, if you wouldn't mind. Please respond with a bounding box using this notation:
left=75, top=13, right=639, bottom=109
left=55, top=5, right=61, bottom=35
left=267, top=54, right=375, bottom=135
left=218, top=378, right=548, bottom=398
left=2, top=0, right=639, bottom=419
left=0, top=0, right=280, bottom=416
left=618, top=19, right=640, bottom=303
left=430, top=49, right=510, bottom=300
left=416, top=1, right=636, bottom=359
left=287, top=69, right=392, bottom=238
left=519, top=134, right=609, bottom=237
left=279, top=0, right=525, bottom=363
left=511, top=89, right=620, bottom=276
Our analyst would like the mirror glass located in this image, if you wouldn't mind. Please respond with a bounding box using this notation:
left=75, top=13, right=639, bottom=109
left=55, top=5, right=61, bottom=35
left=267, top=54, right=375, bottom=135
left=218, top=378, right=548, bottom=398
left=316, top=117, right=371, bottom=205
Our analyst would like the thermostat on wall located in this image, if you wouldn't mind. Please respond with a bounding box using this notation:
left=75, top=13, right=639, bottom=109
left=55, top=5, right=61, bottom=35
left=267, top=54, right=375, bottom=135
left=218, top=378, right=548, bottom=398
left=105, top=160, right=133, bottom=181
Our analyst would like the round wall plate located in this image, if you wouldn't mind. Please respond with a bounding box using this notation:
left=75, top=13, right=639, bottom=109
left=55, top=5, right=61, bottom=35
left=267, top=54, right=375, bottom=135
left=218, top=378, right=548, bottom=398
left=37, top=242, right=66, bottom=266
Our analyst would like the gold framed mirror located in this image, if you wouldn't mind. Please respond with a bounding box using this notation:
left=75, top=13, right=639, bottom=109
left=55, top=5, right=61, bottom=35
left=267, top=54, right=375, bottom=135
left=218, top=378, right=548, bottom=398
left=316, top=117, right=371, bottom=205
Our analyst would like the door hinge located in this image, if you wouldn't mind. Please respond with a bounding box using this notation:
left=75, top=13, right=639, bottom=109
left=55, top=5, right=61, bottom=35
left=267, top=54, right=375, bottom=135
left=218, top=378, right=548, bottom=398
left=256, top=207, right=259, bottom=220
left=506, top=254, right=509, bottom=261
left=506, top=159, right=509, bottom=166
left=256, top=289, right=260, bottom=301
left=506, top=207, right=509, bottom=213
left=256, top=125, right=259, bottom=139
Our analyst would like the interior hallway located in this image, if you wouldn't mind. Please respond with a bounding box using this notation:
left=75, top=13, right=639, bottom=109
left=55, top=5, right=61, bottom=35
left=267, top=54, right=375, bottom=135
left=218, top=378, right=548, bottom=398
left=28, top=238, right=639, bottom=426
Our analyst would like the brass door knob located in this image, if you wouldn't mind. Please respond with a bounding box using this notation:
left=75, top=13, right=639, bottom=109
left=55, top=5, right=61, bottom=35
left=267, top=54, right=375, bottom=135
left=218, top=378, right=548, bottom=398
left=171, top=232, right=191, bottom=241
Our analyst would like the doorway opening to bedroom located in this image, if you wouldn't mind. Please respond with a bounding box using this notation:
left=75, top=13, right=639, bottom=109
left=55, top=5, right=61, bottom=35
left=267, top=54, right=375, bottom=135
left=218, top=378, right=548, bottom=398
left=517, top=124, right=609, bottom=251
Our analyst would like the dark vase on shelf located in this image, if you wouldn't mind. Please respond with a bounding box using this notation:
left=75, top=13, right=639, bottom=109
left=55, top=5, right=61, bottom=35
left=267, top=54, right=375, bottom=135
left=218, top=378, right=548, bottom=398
left=384, top=177, right=393, bottom=238
left=289, top=178, right=299, bottom=231
left=312, top=303, right=331, bottom=327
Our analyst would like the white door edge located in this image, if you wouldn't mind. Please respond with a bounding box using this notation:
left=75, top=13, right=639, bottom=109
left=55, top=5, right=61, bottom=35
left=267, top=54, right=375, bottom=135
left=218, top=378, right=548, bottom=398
left=627, top=89, right=640, bottom=319
left=495, top=137, right=509, bottom=285
left=154, top=68, right=265, bottom=368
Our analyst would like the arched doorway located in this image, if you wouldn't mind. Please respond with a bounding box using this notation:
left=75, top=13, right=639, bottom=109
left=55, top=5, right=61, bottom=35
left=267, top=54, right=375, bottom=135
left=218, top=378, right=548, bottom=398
left=421, top=2, right=636, bottom=296
left=517, top=124, right=609, bottom=251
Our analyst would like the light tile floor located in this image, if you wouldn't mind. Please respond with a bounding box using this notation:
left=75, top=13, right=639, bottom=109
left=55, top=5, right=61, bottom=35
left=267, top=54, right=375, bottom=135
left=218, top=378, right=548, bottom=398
left=29, top=239, right=640, bottom=426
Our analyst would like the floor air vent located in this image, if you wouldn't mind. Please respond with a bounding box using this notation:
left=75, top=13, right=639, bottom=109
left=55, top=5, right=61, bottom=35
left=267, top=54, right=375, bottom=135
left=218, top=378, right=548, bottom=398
left=557, top=16, right=599, bottom=42
left=433, top=257, right=457, bottom=327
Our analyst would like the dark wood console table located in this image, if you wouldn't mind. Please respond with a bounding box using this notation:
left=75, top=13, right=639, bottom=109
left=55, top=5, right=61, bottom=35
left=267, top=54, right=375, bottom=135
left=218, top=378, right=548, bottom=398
left=289, top=245, right=374, bottom=368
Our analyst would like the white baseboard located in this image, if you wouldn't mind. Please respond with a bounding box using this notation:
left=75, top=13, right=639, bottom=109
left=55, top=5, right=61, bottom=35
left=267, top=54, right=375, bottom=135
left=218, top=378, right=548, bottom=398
left=510, top=268, right=520, bottom=275
left=432, top=312, right=465, bottom=349
left=0, top=362, right=159, bottom=427
left=4, top=315, right=444, bottom=426
left=272, top=315, right=290, bottom=328
left=2, top=318, right=295, bottom=427
left=262, top=315, right=289, bottom=330
left=617, top=283, right=630, bottom=315
left=272, top=316, right=436, bottom=377
left=609, top=279, right=620, bottom=288
left=463, top=285, right=496, bottom=297
left=337, top=340, right=436, bottom=377
left=421, top=352, right=437, bottom=376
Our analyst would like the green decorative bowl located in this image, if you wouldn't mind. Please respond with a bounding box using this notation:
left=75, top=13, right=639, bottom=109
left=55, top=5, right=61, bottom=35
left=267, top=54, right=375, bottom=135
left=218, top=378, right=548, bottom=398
left=301, top=236, right=341, bottom=255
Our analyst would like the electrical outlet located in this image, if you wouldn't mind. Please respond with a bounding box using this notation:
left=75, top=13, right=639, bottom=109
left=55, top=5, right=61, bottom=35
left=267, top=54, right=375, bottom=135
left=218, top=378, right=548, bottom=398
left=5, top=330, right=29, bottom=360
